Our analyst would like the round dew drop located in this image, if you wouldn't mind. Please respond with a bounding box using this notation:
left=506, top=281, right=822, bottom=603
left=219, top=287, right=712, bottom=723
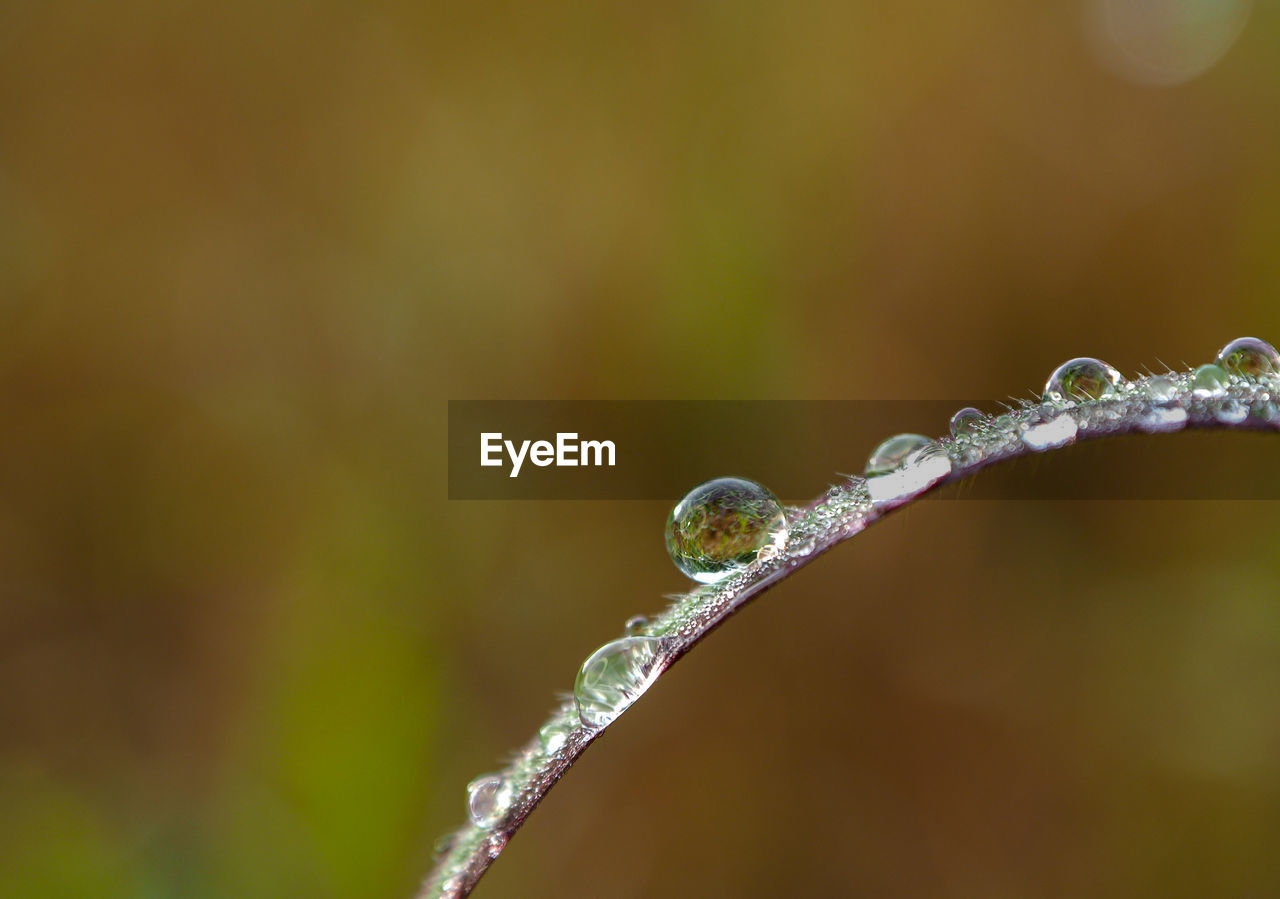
left=1042, top=357, right=1124, bottom=407
left=466, top=773, right=513, bottom=828
left=666, top=477, right=787, bottom=584
left=1215, top=336, right=1280, bottom=379
left=574, top=636, right=664, bottom=729
left=623, top=615, right=651, bottom=636
left=948, top=407, right=986, bottom=439
left=1191, top=363, right=1230, bottom=397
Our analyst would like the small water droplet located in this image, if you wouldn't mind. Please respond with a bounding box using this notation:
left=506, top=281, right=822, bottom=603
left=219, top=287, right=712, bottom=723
left=466, top=774, right=513, bottom=828
left=1252, top=401, right=1279, bottom=422
left=1214, top=398, right=1247, bottom=424
left=1143, top=375, right=1178, bottom=405
left=1042, top=357, right=1124, bottom=408
left=1020, top=414, right=1078, bottom=450
left=948, top=407, right=986, bottom=439
left=538, top=719, right=573, bottom=754
left=865, top=433, right=933, bottom=476
left=666, top=477, right=788, bottom=584
left=574, top=636, right=664, bottom=729
left=433, top=834, right=455, bottom=859
left=754, top=542, right=781, bottom=563
left=623, top=615, right=650, bottom=636
left=1191, top=363, right=1230, bottom=397
left=1215, top=336, right=1279, bottom=379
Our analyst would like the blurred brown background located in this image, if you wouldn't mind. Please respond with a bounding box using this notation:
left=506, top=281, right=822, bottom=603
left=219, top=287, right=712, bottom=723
left=2, top=1, right=1279, bottom=896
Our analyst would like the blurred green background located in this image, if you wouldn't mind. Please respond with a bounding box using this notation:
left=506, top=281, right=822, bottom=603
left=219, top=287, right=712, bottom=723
left=3, top=1, right=1280, bottom=896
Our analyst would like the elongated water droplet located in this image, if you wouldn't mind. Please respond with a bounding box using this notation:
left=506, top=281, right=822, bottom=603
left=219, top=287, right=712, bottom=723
left=466, top=773, right=513, bottom=827
left=666, top=477, right=787, bottom=584
left=574, top=636, right=664, bottom=729
left=538, top=719, right=573, bottom=754
left=1191, top=363, right=1229, bottom=397
left=1143, top=375, right=1177, bottom=405
left=949, top=407, right=986, bottom=438
left=1215, top=337, right=1279, bottom=379
left=1042, top=357, right=1124, bottom=407
left=865, top=433, right=933, bottom=476
left=1140, top=406, right=1188, bottom=432
left=1021, top=414, right=1078, bottom=450
left=623, top=615, right=650, bottom=636
left=865, top=435, right=951, bottom=506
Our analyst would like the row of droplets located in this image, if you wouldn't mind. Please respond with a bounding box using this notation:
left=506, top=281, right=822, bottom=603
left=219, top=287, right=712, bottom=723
left=452, top=336, right=1278, bottom=841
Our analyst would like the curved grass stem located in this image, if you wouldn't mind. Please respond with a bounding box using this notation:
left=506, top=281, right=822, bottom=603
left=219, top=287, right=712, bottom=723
left=421, top=366, right=1279, bottom=898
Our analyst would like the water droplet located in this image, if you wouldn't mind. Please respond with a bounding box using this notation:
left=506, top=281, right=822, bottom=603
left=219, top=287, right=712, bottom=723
left=1252, top=401, right=1279, bottom=422
left=1215, top=336, right=1279, bottom=379
left=623, top=615, right=650, bottom=636
left=1143, top=375, right=1178, bottom=405
left=1214, top=398, right=1247, bottom=424
left=433, top=834, right=455, bottom=859
left=865, top=436, right=951, bottom=506
left=1139, top=406, right=1187, bottom=432
left=1042, top=357, right=1124, bottom=407
left=666, top=477, right=788, bottom=584
left=865, top=433, right=934, bottom=476
left=1191, top=363, right=1229, bottom=397
left=948, top=407, right=986, bottom=439
left=538, top=719, right=573, bottom=754
left=574, top=636, right=665, bottom=729
left=466, top=774, right=513, bottom=828
left=1021, top=414, right=1079, bottom=450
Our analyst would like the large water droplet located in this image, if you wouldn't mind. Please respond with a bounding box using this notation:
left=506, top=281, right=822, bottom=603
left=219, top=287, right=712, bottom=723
left=1042, top=357, right=1124, bottom=407
left=948, top=407, right=986, bottom=439
left=1215, top=337, right=1279, bottom=379
left=865, top=433, right=934, bottom=476
left=574, top=636, right=665, bottom=729
left=666, top=477, right=787, bottom=584
left=1191, top=363, right=1229, bottom=397
left=466, top=773, right=513, bottom=828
